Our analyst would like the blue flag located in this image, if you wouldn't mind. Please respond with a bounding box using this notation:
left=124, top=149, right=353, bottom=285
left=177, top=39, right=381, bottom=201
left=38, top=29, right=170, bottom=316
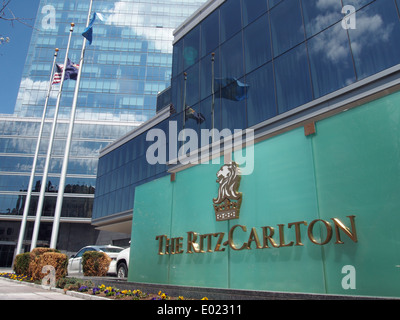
left=82, top=12, right=104, bottom=45
left=215, top=78, right=249, bottom=101
left=64, top=59, right=79, bottom=80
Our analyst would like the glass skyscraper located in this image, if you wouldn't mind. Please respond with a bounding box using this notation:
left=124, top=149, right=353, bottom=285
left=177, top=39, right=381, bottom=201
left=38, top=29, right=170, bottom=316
left=0, top=0, right=207, bottom=267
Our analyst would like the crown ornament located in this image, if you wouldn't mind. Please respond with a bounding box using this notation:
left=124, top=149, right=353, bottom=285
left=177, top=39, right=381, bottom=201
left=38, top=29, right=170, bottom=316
left=213, top=162, right=242, bottom=222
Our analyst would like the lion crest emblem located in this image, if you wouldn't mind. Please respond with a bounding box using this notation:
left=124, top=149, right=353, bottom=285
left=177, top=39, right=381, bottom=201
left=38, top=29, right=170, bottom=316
left=213, top=162, right=242, bottom=221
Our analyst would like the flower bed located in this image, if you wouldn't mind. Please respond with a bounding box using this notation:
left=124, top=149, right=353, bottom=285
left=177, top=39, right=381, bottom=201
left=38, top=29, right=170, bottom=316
left=0, top=272, right=209, bottom=300
left=0, top=272, right=33, bottom=282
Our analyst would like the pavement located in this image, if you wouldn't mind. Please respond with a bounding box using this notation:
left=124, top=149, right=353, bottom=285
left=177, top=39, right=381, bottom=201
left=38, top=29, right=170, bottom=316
left=0, top=269, right=109, bottom=300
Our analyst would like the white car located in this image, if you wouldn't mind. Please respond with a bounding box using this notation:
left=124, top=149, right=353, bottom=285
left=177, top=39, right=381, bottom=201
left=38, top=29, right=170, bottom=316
left=68, top=245, right=124, bottom=275
left=116, top=247, right=130, bottom=278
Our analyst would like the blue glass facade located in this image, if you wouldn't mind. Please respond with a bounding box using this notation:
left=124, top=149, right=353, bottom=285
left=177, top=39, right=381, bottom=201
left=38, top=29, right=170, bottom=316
left=92, top=0, right=400, bottom=228
left=93, top=116, right=170, bottom=220
left=171, top=0, right=400, bottom=130
left=0, top=0, right=207, bottom=263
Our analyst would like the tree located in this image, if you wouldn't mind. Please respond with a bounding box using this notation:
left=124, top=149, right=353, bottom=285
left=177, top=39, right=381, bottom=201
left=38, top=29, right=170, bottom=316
left=0, top=0, right=36, bottom=45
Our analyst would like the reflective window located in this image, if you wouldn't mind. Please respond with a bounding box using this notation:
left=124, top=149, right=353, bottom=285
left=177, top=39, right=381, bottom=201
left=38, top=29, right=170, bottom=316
left=270, top=0, right=305, bottom=57
left=348, top=1, right=400, bottom=80
left=200, top=50, right=220, bottom=101
left=274, top=43, right=313, bottom=114
left=242, top=0, right=268, bottom=26
left=201, top=10, right=219, bottom=58
left=243, top=13, right=272, bottom=73
left=183, top=25, right=200, bottom=70
left=220, top=32, right=244, bottom=79
left=308, top=22, right=356, bottom=99
left=301, top=0, right=343, bottom=38
left=185, top=62, right=200, bottom=108
left=220, top=0, right=242, bottom=43
left=246, top=63, right=276, bottom=127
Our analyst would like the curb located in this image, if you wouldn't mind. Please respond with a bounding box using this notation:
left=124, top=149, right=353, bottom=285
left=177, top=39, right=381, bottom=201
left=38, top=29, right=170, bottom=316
left=0, top=277, right=110, bottom=301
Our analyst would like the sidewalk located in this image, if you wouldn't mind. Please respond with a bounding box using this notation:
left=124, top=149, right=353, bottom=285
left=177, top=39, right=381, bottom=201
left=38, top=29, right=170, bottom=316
left=0, top=277, right=108, bottom=300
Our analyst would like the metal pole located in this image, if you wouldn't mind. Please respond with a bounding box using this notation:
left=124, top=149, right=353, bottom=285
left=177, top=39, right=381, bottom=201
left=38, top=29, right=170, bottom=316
left=30, top=23, right=75, bottom=251
left=211, top=52, right=215, bottom=143
left=181, top=72, right=187, bottom=157
left=15, top=48, right=59, bottom=255
left=50, top=0, right=94, bottom=249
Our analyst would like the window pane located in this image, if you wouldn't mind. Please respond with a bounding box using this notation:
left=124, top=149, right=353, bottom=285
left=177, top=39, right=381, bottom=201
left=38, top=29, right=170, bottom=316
left=301, top=0, right=342, bottom=38
left=201, top=10, right=219, bottom=58
left=348, top=1, right=400, bottom=80
left=220, top=32, right=244, bottom=79
left=242, top=0, right=268, bottom=26
left=221, top=85, right=247, bottom=131
left=270, top=0, right=305, bottom=57
left=200, top=50, right=220, bottom=101
left=244, top=13, right=272, bottom=73
left=185, top=62, right=200, bottom=108
left=220, top=0, right=242, bottom=43
left=308, top=22, right=356, bottom=98
left=246, top=62, right=276, bottom=127
left=274, top=43, right=313, bottom=114
left=183, top=26, right=200, bottom=70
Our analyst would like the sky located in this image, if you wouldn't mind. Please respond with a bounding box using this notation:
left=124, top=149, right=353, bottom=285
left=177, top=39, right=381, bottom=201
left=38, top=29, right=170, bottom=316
left=0, top=0, right=40, bottom=114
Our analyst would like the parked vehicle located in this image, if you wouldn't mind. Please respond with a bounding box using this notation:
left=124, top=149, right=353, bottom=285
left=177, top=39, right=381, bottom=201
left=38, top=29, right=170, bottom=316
left=67, top=245, right=124, bottom=275
left=116, top=247, right=130, bottom=278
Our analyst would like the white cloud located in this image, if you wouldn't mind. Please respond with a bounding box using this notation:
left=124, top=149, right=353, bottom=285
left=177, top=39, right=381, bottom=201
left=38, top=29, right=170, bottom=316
left=308, top=5, right=394, bottom=64
left=102, top=1, right=174, bottom=53
left=18, top=78, right=57, bottom=105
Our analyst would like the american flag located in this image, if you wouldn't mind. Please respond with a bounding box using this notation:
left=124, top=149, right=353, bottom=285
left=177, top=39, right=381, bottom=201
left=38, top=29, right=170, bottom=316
left=52, top=64, right=63, bottom=85
left=52, top=59, right=79, bottom=85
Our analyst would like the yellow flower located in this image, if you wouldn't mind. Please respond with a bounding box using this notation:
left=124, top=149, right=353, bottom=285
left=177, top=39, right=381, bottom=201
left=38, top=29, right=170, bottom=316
left=178, top=296, right=184, bottom=300
left=158, top=290, right=162, bottom=295
left=161, top=293, right=167, bottom=299
left=201, top=297, right=209, bottom=300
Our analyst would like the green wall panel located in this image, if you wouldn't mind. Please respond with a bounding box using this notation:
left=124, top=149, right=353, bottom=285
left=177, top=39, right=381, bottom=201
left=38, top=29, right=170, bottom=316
left=129, top=91, right=400, bottom=298
left=312, top=92, right=400, bottom=297
left=128, top=176, right=173, bottom=284
left=228, top=127, right=325, bottom=293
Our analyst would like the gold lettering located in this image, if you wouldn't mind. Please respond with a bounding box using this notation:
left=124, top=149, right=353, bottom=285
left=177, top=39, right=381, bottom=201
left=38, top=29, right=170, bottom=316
left=261, top=226, right=279, bottom=248
left=199, top=234, right=214, bottom=253
left=331, top=216, right=358, bottom=244
left=187, top=232, right=200, bottom=254
left=213, top=233, right=226, bottom=252
left=169, top=238, right=175, bottom=254
left=288, top=221, right=308, bottom=246
left=247, top=227, right=262, bottom=249
left=175, top=237, right=184, bottom=254
left=278, top=224, right=294, bottom=247
left=228, top=225, right=248, bottom=251
left=155, top=235, right=168, bottom=255
left=308, top=219, right=333, bottom=245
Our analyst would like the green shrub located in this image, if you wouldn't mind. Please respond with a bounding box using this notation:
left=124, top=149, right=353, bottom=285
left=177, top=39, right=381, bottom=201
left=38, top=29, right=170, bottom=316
left=82, top=251, right=111, bottom=277
left=13, top=252, right=31, bottom=275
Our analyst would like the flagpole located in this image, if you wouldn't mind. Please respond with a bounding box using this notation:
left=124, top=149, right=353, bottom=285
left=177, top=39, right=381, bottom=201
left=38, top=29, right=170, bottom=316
left=50, top=0, right=93, bottom=249
left=30, top=23, right=75, bottom=251
left=15, top=48, right=59, bottom=255
left=181, top=72, right=187, bottom=157
left=211, top=52, right=215, bottom=143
